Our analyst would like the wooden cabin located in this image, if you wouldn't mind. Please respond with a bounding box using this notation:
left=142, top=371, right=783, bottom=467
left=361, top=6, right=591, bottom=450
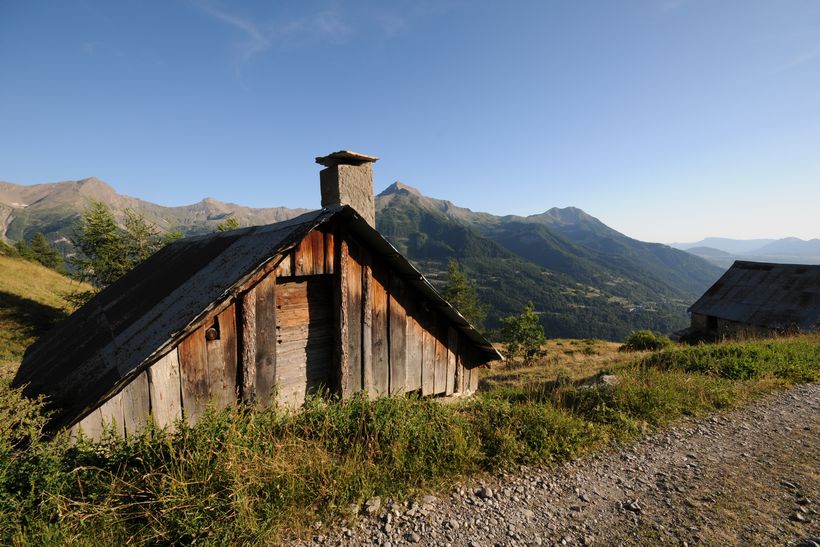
left=688, top=260, right=820, bottom=339
left=13, top=151, right=502, bottom=440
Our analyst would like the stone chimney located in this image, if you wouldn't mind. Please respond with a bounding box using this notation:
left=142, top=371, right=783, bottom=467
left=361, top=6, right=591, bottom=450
left=316, top=150, right=379, bottom=227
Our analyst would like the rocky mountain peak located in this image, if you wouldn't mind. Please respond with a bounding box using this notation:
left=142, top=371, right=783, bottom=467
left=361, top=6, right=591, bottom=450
left=378, top=181, right=422, bottom=197
left=541, top=206, right=593, bottom=224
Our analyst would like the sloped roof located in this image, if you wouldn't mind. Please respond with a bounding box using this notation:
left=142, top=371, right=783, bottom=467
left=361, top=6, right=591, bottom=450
left=688, top=261, right=820, bottom=331
left=14, top=206, right=501, bottom=428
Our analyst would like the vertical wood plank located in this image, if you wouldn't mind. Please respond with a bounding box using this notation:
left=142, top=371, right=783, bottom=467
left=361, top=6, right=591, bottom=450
left=389, top=275, right=407, bottom=395
left=294, top=230, right=324, bottom=276
left=120, top=371, right=150, bottom=436
left=255, top=274, right=277, bottom=407
left=205, top=332, right=225, bottom=407
left=421, top=309, right=436, bottom=396
left=404, top=310, right=423, bottom=392
left=371, top=260, right=389, bottom=396
left=179, top=327, right=209, bottom=424
left=276, top=252, right=293, bottom=277
left=469, top=364, right=479, bottom=393
left=147, top=348, right=183, bottom=430
left=324, top=229, right=335, bottom=274
left=67, top=422, right=80, bottom=443
left=206, top=305, right=238, bottom=410
left=346, top=238, right=363, bottom=394
left=76, top=408, right=105, bottom=441
left=294, top=238, right=310, bottom=276
left=240, top=287, right=257, bottom=405
left=446, top=327, right=458, bottom=396
left=362, top=253, right=373, bottom=396
left=220, top=304, right=238, bottom=404
left=312, top=230, right=325, bottom=275
left=464, top=345, right=480, bottom=394
left=98, top=390, right=124, bottom=437
left=434, top=324, right=448, bottom=395
left=456, top=335, right=467, bottom=394
left=336, top=235, right=350, bottom=397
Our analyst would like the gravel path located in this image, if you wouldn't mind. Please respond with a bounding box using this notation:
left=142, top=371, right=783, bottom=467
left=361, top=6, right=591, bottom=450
left=304, top=384, right=820, bottom=546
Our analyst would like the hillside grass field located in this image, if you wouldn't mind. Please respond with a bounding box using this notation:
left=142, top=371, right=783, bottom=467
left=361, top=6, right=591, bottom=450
left=0, top=253, right=91, bottom=376
left=0, top=316, right=817, bottom=543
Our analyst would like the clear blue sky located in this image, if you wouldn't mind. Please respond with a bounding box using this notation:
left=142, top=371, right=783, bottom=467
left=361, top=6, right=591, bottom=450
left=1, top=0, right=819, bottom=243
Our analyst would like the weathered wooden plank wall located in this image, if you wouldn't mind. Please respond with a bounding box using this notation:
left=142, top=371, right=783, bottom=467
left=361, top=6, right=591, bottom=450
left=405, top=309, right=423, bottom=393
left=147, top=349, right=183, bottom=429
left=121, top=371, right=150, bottom=436
left=254, top=274, right=277, bottom=406
left=370, top=261, right=389, bottom=396
left=72, top=223, right=488, bottom=441
left=332, top=226, right=482, bottom=399
left=388, top=275, right=407, bottom=395
left=446, top=327, right=458, bottom=396
left=205, top=305, right=238, bottom=410
left=275, top=276, right=334, bottom=407
left=361, top=251, right=374, bottom=396
left=178, top=326, right=209, bottom=423
left=421, top=309, right=437, bottom=396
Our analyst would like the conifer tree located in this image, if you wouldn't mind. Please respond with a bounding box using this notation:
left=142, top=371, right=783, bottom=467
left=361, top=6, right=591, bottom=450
left=68, top=201, right=180, bottom=306
left=216, top=216, right=240, bottom=232
left=442, top=259, right=486, bottom=330
left=29, top=233, right=64, bottom=272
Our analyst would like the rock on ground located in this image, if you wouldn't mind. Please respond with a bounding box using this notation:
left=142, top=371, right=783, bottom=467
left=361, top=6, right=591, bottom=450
left=299, top=384, right=820, bottom=546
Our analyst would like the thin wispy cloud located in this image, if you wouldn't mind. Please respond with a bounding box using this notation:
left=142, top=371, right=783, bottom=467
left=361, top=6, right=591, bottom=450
left=771, top=47, right=820, bottom=75
left=192, top=1, right=353, bottom=63
left=195, top=2, right=271, bottom=61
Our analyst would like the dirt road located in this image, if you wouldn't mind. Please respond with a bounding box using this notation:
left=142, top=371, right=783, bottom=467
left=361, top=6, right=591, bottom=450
left=307, top=384, right=819, bottom=546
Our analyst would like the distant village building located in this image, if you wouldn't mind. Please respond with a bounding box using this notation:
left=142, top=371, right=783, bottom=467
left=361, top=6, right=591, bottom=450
left=688, top=261, right=820, bottom=339
left=13, top=151, right=502, bottom=440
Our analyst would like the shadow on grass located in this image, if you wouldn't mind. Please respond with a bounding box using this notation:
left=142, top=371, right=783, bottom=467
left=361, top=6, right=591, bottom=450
left=0, top=290, right=67, bottom=338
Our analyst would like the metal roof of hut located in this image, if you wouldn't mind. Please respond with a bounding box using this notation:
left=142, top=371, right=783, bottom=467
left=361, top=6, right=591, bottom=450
left=688, top=260, right=820, bottom=331
left=14, top=205, right=502, bottom=429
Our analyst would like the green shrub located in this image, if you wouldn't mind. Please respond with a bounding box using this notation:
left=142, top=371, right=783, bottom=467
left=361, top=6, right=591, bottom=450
left=497, top=302, right=547, bottom=363
left=620, top=330, right=673, bottom=352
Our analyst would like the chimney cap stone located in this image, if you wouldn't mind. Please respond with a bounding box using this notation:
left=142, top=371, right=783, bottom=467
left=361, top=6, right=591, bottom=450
left=316, top=150, right=379, bottom=168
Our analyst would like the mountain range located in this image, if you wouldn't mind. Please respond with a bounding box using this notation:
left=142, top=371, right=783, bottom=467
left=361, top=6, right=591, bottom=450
left=673, top=237, right=820, bottom=268
left=0, top=177, right=724, bottom=340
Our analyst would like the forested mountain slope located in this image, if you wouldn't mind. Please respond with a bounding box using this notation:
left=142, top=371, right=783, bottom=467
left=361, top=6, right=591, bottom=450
left=375, top=182, right=722, bottom=339
left=0, top=177, right=722, bottom=339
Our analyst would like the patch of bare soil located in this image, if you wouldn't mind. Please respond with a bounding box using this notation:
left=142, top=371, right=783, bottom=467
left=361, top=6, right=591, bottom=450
left=307, top=384, right=819, bottom=546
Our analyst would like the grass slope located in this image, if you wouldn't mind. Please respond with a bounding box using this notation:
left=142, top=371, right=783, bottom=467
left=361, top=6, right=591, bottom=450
left=0, top=254, right=89, bottom=374
left=0, top=334, right=816, bottom=543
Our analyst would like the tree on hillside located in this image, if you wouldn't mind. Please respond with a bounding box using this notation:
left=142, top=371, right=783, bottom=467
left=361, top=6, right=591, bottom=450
left=71, top=201, right=130, bottom=288
left=497, top=302, right=546, bottom=364
left=29, top=233, right=65, bottom=272
left=216, top=216, right=240, bottom=232
left=442, top=259, right=486, bottom=330
left=14, top=239, right=33, bottom=260
left=123, top=209, right=181, bottom=265
left=15, top=233, right=65, bottom=272
left=69, top=201, right=180, bottom=305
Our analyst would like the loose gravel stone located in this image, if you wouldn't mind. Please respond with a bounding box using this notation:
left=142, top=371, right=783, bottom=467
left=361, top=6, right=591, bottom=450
left=294, top=384, right=820, bottom=546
